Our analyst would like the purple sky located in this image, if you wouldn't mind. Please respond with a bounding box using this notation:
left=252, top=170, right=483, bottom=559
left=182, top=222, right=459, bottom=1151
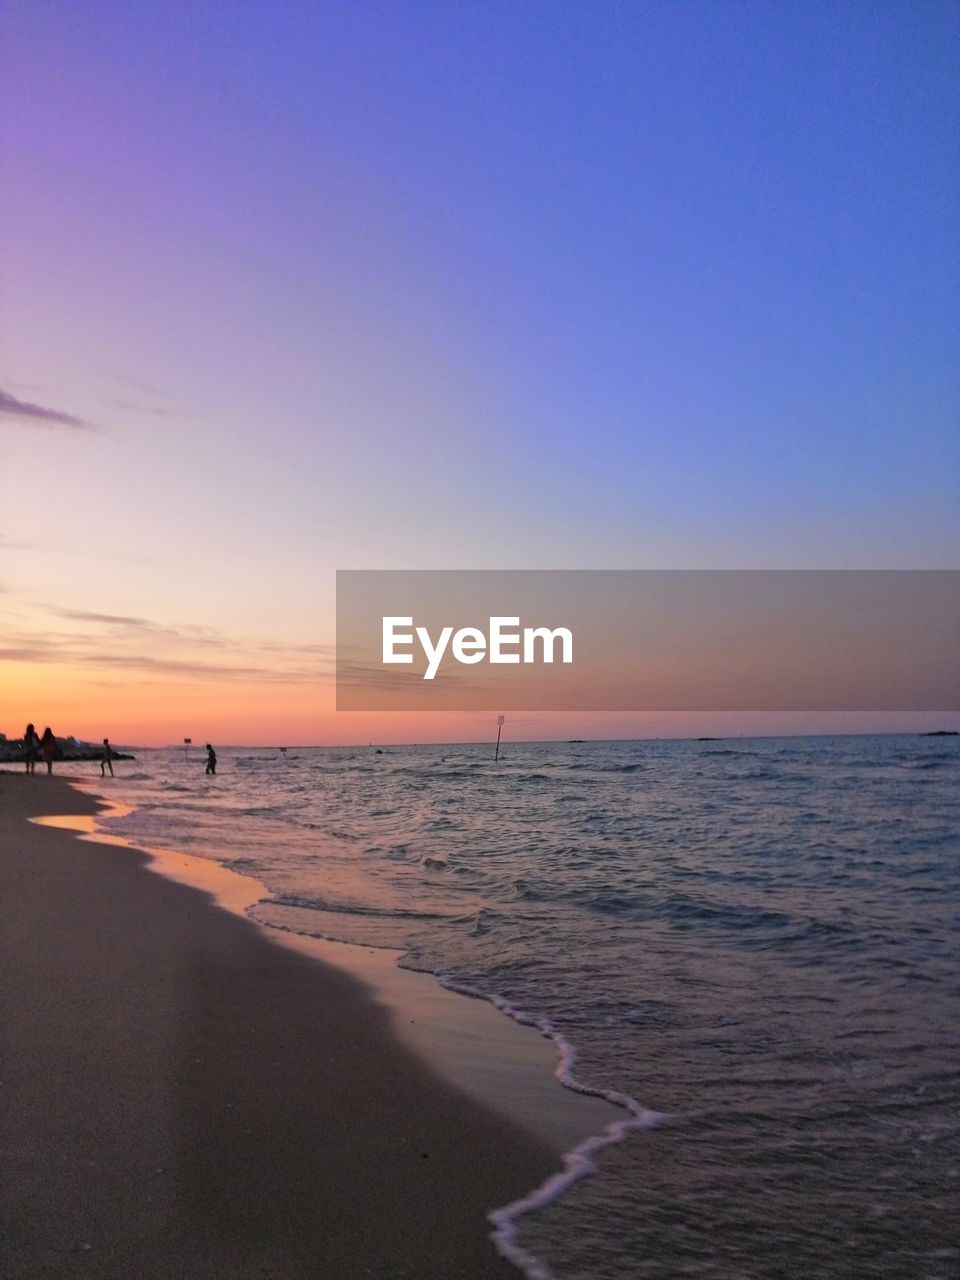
left=2, top=3, right=957, bottom=741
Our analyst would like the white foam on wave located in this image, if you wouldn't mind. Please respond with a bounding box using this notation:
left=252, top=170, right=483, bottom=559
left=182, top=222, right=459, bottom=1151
left=435, top=972, right=666, bottom=1280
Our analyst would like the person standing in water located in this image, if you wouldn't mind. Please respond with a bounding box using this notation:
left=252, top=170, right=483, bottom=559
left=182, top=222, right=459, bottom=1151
left=205, top=743, right=217, bottom=775
left=101, top=738, right=114, bottom=777
left=23, top=723, right=40, bottom=774
left=40, top=727, right=57, bottom=775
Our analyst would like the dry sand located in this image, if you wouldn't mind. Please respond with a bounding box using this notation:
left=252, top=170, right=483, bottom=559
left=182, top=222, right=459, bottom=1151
left=0, top=773, right=563, bottom=1279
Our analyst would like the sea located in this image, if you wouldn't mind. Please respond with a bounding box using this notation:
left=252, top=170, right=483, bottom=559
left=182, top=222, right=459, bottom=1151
left=82, top=735, right=958, bottom=1279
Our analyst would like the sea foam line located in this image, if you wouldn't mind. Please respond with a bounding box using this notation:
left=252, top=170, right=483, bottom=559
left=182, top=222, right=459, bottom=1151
left=435, top=973, right=667, bottom=1280
left=241, top=890, right=665, bottom=1277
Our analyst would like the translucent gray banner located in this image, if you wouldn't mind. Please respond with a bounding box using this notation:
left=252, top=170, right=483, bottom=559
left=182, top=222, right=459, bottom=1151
left=336, top=570, right=959, bottom=711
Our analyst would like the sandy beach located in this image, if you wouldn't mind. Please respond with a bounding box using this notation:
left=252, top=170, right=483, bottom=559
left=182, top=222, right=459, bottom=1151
left=0, top=773, right=563, bottom=1279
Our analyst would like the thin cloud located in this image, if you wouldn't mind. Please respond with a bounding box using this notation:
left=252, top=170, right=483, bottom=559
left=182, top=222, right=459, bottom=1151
left=87, top=653, right=329, bottom=682
left=0, top=641, right=328, bottom=682
left=47, top=607, right=233, bottom=648
left=55, top=608, right=157, bottom=627
left=334, top=657, right=488, bottom=695
left=0, top=535, right=44, bottom=551
left=0, top=536, right=152, bottom=564
left=0, top=389, right=101, bottom=432
left=107, top=398, right=182, bottom=419
left=1, top=605, right=336, bottom=685
left=114, top=374, right=163, bottom=394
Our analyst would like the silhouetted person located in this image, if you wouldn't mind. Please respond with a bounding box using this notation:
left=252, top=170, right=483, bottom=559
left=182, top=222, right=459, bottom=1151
left=23, top=723, right=40, bottom=774
left=205, top=743, right=217, bottom=775
left=40, top=727, right=57, bottom=775
left=101, top=738, right=114, bottom=777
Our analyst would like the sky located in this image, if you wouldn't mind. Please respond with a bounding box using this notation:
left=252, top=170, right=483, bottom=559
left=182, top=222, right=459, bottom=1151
left=1, top=1, right=957, bottom=744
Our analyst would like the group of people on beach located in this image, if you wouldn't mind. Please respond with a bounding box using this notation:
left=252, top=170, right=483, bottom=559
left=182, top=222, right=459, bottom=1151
left=21, top=724, right=115, bottom=777
left=20, top=726, right=218, bottom=778
left=20, top=726, right=57, bottom=775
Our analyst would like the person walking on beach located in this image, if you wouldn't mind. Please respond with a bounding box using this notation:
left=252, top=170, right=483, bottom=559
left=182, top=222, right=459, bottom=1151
left=40, top=727, right=57, bottom=775
left=23, top=723, right=40, bottom=774
left=101, top=738, right=115, bottom=777
left=205, top=743, right=217, bottom=775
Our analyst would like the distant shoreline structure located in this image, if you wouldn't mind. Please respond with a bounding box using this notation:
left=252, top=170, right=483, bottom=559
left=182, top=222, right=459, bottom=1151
left=0, top=734, right=136, bottom=765
left=138, top=729, right=960, bottom=751
left=2, top=728, right=956, bottom=763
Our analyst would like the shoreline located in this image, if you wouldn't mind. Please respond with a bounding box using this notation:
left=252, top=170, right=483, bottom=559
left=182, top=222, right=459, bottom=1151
left=48, top=776, right=623, bottom=1154
left=1, top=773, right=568, bottom=1278
left=0, top=772, right=625, bottom=1280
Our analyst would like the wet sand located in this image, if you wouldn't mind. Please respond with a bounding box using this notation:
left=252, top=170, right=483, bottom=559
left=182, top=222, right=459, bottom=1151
left=0, top=773, right=562, bottom=1279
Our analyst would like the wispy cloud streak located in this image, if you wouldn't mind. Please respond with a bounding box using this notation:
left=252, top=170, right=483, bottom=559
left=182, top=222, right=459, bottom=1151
left=0, top=389, right=100, bottom=432
left=107, top=398, right=182, bottom=419
left=0, top=602, right=335, bottom=685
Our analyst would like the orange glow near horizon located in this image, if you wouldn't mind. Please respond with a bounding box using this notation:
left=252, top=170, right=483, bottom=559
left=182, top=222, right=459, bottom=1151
left=1, top=655, right=954, bottom=748
left=2, top=578, right=956, bottom=748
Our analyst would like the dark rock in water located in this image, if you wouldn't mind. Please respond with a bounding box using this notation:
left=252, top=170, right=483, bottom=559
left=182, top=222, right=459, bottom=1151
left=922, top=730, right=958, bottom=736
left=567, top=739, right=585, bottom=743
left=697, top=737, right=721, bottom=741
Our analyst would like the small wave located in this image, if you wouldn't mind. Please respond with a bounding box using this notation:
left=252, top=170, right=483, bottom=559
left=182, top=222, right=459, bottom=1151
left=387, top=764, right=482, bottom=781
left=423, top=816, right=463, bottom=831
left=509, top=878, right=536, bottom=899
left=246, top=907, right=399, bottom=952
left=302, top=823, right=360, bottom=841
left=420, top=854, right=452, bottom=870
left=269, top=892, right=451, bottom=922
left=466, top=907, right=490, bottom=936
left=575, top=889, right=651, bottom=917
left=663, top=892, right=793, bottom=932
left=430, top=975, right=665, bottom=1280
left=131, top=798, right=215, bottom=814
left=224, top=856, right=260, bottom=872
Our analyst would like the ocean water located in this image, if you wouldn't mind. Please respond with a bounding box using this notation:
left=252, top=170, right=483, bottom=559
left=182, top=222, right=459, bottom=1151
left=88, top=736, right=958, bottom=1279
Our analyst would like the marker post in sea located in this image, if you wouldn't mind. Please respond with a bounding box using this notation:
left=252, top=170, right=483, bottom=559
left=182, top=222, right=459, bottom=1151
left=184, top=736, right=191, bottom=763
left=495, top=715, right=505, bottom=762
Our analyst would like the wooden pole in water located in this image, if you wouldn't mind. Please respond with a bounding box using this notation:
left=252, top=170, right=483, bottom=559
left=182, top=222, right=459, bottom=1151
left=184, top=736, right=191, bottom=763
left=495, top=715, right=505, bottom=762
